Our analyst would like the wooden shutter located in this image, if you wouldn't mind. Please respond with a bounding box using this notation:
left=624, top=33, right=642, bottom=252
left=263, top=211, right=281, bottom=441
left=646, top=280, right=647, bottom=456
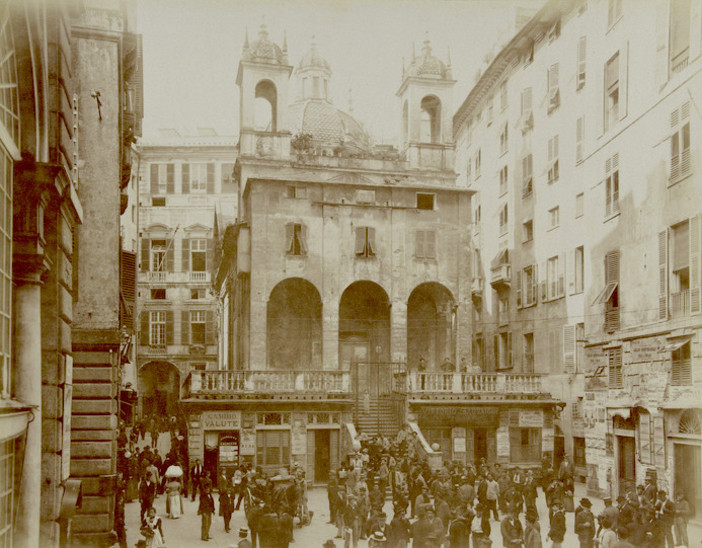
left=141, top=238, right=150, bottom=271
left=540, top=261, right=547, bottom=302
left=166, top=163, right=175, bottom=194
left=563, top=325, right=575, bottom=373
left=426, top=230, right=436, bottom=258
left=166, top=310, right=174, bottom=345
left=531, top=264, right=538, bottom=305
left=415, top=230, right=425, bottom=258
left=605, top=251, right=620, bottom=284
left=577, top=36, right=586, bottom=84
left=620, top=42, right=629, bottom=119
left=140, top=310, right=150, bottom=345
left=655, top=0, right=670, bottom=86
left=367, top=227, right=376, bottom=255
left=182, top=238, right=190, bottom=272
left=516, top=270, right=522, bottom=308
left=166, top=242, right=174, bottom=271
left=493, top=336, right=499, bottom=369
left=354, top=227, right=365, bottom=255
left=286, top=223, right=294, bottom=254
left=558, top=252, right=565, bottom=296
left=207, top=163, right=215, bottom=194
left=306, top=431, right=315, bottom=482
left=182, top=163, right=190, bottom=194
left=207, top=238, right=215, bottom=270
left=659, top=230, right=669, bottom=319
left=150, top=164, right=159, bottom=194
left=690, top=214, right=701, bottom=314
left=206, top=310, right=215, bottom=344
left=568, top=249, right=576, bottom=295
left=507, top=332, right=513, bottom=368
left=300, top=224, right=308, bottom=255
left=181, top=310, right=190, bottom=345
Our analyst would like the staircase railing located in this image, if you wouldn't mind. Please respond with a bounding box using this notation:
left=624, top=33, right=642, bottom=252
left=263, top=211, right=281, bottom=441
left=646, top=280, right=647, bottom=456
left=407, top=421, right=443, bottom=470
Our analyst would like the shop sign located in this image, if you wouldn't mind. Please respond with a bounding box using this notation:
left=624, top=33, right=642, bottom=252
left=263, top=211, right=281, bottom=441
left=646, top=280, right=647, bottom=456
left=630, top=338, right=660, bottom=363
left=292, top=420, right=306, bottom=455
left=519, top=409, right=544, bottom=428
left=219, top=433, right=239, bottom=463
left=419, top=406, right=499, bottom=427
left=240, top=428, right=256, bottom=455
left=452, top=427, right=466, bottom=453
left=201, top=411, right=241, bottom=430
left=585, top=346, right=607, bottom=371
left=542, top=428, right=554, bottom=451
left=497, top=428, right=510, bottom=458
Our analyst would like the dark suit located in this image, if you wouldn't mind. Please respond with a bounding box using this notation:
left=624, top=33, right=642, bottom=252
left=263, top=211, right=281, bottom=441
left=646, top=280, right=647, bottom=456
left=191, top=464, right=203, bottom=501
left=139, top=479, right=156, bottom=524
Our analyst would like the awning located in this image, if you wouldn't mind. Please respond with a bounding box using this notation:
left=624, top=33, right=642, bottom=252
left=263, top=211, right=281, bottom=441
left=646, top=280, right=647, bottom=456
left=595, top=281, right=618, bottom=304
left=490, top=249, right=509, bottom=269
left=659, top=335, right=692, bottom=353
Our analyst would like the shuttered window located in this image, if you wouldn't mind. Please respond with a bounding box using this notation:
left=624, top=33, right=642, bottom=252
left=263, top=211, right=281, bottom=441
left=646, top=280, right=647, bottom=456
left=355, top=227, right=376, bottom=257
left=605, top=153, right=620, bottom=217
left=608, top=347, right=622, bottom=388
left=285, top=223, right=308, bottom=256
left=598, top=251, right=620, bottom=332
left=576, top=117, right=584, bottom=163
left=670, top=102, right=691, bottom=182
left=577, top=36, right=586, bottom=90
left=563, top=325, right=576, bottom=373
left=671, top=341, right=692, bottom=385
left=415, top=230, right=436, bottom=259
left=522, top=154, right=533, bottom=197
left=547, top=63, right=560, bottom=113
left=548, top=136, right=559, bottom=184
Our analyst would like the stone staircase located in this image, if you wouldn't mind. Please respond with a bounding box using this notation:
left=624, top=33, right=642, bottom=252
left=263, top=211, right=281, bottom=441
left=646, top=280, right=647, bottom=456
left=354, top=394, right=404, bottom=438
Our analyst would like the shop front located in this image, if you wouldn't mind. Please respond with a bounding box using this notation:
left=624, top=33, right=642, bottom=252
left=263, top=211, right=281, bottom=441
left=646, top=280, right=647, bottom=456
left=198, top=411, right=242, bottom=480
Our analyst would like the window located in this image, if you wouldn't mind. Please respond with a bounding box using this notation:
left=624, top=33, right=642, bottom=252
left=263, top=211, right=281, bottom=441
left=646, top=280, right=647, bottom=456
left=0, top=440, right=15, bottom=546
left=523, top=333, right=534, bottom=372
left=670, top=0, right=692, bottom=74
left=510, top=427, right=541, bottom=463
left=355, top=227, right=376, bottom=257
left=670, top=102, right=691, bottom=182
left=522, top=154, right=533, bottom=197
left=608, top=346, right=622, bottom=388
left=498, top=296, right=509, bottom=326
left=416, top=193, right=435, bottom=210
left=605, top=53, right=620, bottom=132
left=517, top=265, right=537, bottom=307
left=487, top=95, right=494, bottom=125
left=474, top=204, right=481, bottom=224
left=499, top=166, right=508, bottom=196
left=415, top=230, right=436, bottom=259
left=547, top=63, right=560, bottom=113
left=151, top=288, right=166, bottom=300
left=221, top=162, right=236, bottom=192
left=597, top=250, right=621, bottom=332
left=499, top=123, right=508, bottom=155
left=473, top=335, right=484, bottom=370
left=548, top=206, right=560, bottom=229
left=547, top=255, right=564, bottom=299
left=605, top=153, right=619, bottom=217
left=185, top=163, right=214, bottom=194
left=420, top=95, right=441, bottom=143
left=499, top=204, right=509, bottom=235
left=574, top=437, right=586, bottom=467
left=500, top=80, right=508, bottom=111
left=548, top=136, right=559, bottom=184
left=286, top=223, right=308, bottom=256
left=574, top=246, right=584, bottom=294
left=575, top=193, right=584, bottom=218
left=256, top=430, right=290, bottom=470
left=608, top=0, right=622, bottom=27
left=190, top=239, right=207, bottom=271
left=151, top=239, right=167, bottom=272
left=190, top=310, right=206, bottom=345
left=576, top=117, right=584, bottom=163
left=495, top=332, right=512, bottom=370
left=152, top=196, right=166, bottom=207
left=520, top=88, right=533, bottom=132
left=150, top=311, right=166, bottom=346
left=474, top=149, right=481, bottom=179
left=190, top=288, right=206, bottom=300
left=149, top=163, right=174, bottom=195
left=577, top=36, right=587, bottom=90
left=522, top=220, right=533, bottom=244
left=671, top=341, right=692, bottom=385
left=191, top=362, right=207, bottom=371
left=664, top=216, right=701, bottom=319
left=287, top=185, right=307, bottom=199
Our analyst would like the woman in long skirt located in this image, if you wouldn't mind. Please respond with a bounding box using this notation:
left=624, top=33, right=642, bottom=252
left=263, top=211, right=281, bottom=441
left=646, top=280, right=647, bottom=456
left=165, top=478, right=183, bottom=519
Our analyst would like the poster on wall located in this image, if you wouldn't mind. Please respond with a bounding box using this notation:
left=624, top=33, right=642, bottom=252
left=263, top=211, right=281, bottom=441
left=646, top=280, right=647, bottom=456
left=292, top=420, right=306, bottom=455
left=452, top=427, right=466, bottom=453
left=240, top=428, right=256, bottom=455
left=497, top=429, right=510, bottom=458
left=543, top=428, right=554, bottom=451
left=219, top=433, right=240, bottom=463
left=519, top=409, right=544, bottom=428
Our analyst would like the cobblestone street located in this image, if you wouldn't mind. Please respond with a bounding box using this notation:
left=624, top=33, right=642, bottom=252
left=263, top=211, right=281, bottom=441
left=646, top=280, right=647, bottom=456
left=123, top=483, right=702, bottom=548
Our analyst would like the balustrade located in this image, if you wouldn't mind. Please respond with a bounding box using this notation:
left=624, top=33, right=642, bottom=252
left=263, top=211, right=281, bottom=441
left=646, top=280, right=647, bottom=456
left=188, top=369, right=350, bottom=396
left=410, top=372, right=543, bottom=395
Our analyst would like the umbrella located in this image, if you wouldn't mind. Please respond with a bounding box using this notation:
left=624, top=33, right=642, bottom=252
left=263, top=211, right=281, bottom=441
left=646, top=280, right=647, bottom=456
left=164, top=465, right=183, bottom=478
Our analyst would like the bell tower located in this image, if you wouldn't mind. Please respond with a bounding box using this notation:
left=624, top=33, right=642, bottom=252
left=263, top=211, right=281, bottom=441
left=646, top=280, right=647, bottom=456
left=236, top=24, right=293, bottom=158
left=397, top=38, right=455, bottom=171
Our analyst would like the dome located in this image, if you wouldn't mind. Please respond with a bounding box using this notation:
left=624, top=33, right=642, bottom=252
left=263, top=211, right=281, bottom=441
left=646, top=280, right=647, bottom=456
left=243, top=24, right=286, bottom=65
left=289, top=100, right=372, bottom=153
left=296, top=39, right=331, bottom=75
left=406, top=39, right=450, bottom=79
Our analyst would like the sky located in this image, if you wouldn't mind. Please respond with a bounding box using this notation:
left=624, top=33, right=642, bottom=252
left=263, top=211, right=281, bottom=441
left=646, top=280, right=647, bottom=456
left=136, top=0, right=545, bottom=144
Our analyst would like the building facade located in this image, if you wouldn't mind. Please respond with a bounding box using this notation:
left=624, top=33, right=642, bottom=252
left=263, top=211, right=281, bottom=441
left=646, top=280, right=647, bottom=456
left=135, top=130, right=237, bottom=421
left=453, top=0, right=702, bottom=515
left=1, top=1, right=143, bottom=546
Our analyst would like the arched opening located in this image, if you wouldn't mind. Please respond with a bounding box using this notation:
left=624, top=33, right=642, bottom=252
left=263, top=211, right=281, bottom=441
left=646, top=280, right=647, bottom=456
left=420, top=95, right=441, bottom=143
left=674, top=409, right=702, bottom=518
left=254, top=79, right=277, bottom=131
left=338, top=281, right=390, bottom=372
left=138, top=361, right=180, bottom=418
left=407, top=282, right=454, bottom=371
left=402, top=100, right=409, bottom=146
left=267, top=278, right=322, bottom=370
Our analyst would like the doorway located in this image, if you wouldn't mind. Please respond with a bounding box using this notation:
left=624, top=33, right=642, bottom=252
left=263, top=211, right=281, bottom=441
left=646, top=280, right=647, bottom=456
left=617, top=436, right=636, bottom=497
left=474, top=428, right=488, bottom=463
left=203, top=443, right=219, bottom=485
left=675, top=443, right=701, bottom=517
left=554, top=435, right=565, bottom=469
left=314, top=430, right=331, bottom=483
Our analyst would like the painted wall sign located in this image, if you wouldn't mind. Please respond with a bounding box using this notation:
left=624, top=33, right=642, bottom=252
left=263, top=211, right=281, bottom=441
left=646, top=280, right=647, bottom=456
left=418, top=406, right=500, bottom=427
left=201, top=411, right=241, bottom=430
left=519, top=409, right=544, bottom=428
left=239, top=428, right=256, bottom=455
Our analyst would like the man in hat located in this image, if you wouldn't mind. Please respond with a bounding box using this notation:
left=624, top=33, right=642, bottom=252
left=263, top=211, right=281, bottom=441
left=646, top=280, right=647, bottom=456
left=548, top=501, right=566, bottom=548
left=574, top=498, right=595, bottom=548
left=597, top=497, right=618, bottom=536
left=500, top=508, right=524, bottom=548
left=655, top=489, right=675, bottom=548
left=369, top=531, right=387, bottom=548
left=237, top=528, right=252, bottom=548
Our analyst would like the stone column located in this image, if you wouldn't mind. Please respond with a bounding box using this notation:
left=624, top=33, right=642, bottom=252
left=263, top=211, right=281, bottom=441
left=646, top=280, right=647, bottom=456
left=14, top=257, right=50, bottom=548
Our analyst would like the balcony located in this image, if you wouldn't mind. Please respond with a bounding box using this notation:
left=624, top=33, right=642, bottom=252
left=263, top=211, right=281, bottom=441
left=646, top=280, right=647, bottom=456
left=471, top=277, right=484, bottom=296
left=408, top=372, right=547, bottom=400
left=490, top=264, right=511, bottom=288
left=185, top=370, right=352, bottom=400
left=139, top=271, right=211, bottom=285
left=189, top=271, right=209, bottom=282
left=671, top=290, right=690, bottom=318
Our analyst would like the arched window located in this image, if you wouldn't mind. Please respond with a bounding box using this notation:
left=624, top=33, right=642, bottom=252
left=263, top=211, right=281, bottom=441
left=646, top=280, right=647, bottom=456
left=679, top=409, right=702, bottom=435
left=420, top=95, right=441, bottom=143
left=254, top=80, right=277, bottom=132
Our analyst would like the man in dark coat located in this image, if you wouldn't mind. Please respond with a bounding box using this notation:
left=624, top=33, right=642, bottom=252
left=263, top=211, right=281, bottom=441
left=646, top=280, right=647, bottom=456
left=198, top=485, right=216, bottom=541
left=447, top=508, right=472, bottom=548
left=138, top=477, right=156, bottom=525
left=574, top=498, right=596, bottom=548
left=220, top=485, right=235, bottom=533
left=190, top=459, right=203, bottom=501
left=548, top=502, right=566, bottom=548
left=500, top=509, right=524, bottom=548
left=258, top=506, right=280, bottom=548
left=247, top=502, right=266, bottom=548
